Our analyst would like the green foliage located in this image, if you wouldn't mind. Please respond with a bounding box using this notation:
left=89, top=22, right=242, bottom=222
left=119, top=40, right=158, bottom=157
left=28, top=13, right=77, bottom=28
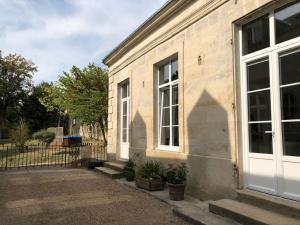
left=137, top=161, right=164, bottom=180
left=0, top=51, right=37, bottom=139
left=21, top=82, right=61, bottom=133
left=57, top=64, right=108, bottom=144
left=38, top=82, right=65, bottom=114
left=32, top=130, right=55, bottom=144
left=10, top=120, right=30, bottom=149
left=166, top=163, right=188, bottom=184
left=124, top=160, right=135, bottom=181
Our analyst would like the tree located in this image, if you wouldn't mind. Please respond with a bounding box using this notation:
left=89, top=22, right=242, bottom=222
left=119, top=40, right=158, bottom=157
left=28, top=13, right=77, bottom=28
left=0, top=51, right=37, bottom=139
left=21, top=82, right=61, bottom=133
left=58, top=64, right=108, bottom=145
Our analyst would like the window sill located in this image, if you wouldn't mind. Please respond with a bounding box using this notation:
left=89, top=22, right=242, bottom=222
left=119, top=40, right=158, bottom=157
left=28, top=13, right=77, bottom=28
left=155, top=145, right=180, bottom=152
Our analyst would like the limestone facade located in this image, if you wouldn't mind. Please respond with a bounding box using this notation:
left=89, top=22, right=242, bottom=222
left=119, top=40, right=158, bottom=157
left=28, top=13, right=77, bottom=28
left=103, top=0, right=294, bottom=200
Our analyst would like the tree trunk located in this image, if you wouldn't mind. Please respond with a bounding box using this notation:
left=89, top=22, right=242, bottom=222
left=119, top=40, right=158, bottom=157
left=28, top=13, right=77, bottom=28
left=99, top=116, right=107, bottom=146
left=0, top=108, right=7, bottom=140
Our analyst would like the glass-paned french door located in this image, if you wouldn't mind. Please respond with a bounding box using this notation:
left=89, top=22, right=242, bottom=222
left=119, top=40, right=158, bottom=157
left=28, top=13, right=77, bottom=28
left=241, top=1, right=300, bottom=201
left=120, top=83, right=129, bottom=160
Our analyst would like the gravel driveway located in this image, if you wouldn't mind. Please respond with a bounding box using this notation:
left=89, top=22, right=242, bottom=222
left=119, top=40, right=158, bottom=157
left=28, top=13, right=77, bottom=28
left=0, top=168, right=191, bottom=225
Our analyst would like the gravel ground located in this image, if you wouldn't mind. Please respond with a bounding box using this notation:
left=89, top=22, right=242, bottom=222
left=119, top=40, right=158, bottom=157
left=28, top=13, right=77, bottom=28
left=0, top=168, right=191, bottom=225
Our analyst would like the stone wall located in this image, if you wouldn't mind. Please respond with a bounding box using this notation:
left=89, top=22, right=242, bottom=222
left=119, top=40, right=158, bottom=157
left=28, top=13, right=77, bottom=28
left=106, top=0, right=285, bottom=200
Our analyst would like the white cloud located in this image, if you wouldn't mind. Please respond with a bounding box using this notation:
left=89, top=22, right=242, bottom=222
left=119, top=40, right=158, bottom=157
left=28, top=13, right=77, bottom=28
left=0, top=0, right=167, bottom=84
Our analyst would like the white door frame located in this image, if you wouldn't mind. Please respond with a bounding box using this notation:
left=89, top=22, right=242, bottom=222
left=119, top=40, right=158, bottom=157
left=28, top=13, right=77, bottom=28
left=120, top=83, right=130, bottom=160
left=240, top=12, right=300, bottom=201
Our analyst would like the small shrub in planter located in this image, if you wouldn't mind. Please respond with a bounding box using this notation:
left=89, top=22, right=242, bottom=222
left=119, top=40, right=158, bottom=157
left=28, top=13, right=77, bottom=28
left=135, top=161, right=165, bottom=191
left=124, top=160, right=135, bottom=181
left=32, top=130, right=55, bottom=145
left=166, top=163, right=188, bottom=201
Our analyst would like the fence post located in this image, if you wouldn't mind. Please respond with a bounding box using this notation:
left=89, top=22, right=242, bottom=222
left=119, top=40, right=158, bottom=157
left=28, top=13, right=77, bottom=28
left=64, top=147, right=67, bottom=166
left=5, top=146, right=8, bottom=170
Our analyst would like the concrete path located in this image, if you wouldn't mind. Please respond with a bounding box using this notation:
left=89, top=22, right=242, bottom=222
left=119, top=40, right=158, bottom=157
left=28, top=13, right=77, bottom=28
left=0, top=168, right=191, bottom=225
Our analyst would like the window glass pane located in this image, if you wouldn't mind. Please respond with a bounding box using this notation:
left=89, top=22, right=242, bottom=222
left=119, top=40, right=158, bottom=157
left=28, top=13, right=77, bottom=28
left=162, top=108, right=170, bottom=126
left=275, top=2, right=300, bottom=44
left=247, top=59, right=270, bottom=91
left=280, top=50, right=300, bottom=85
left=161, top=127, right=170, bottom=145
left=282, top=122, right=300, bottom=156
left=172, top=85, right=178, bottom=105
left=122, top=85, right=128, bottom=98
left=248, top=90, right=271, bottom=121
left=171, top=59, right=178, bottom=81
left=281, top=85, right=300, bottom=120
left=122, top=101, right=127, bottom=115
left=160, top=88, right=170, bottom=107
left=122, top=129, right=127, bottom=142
left=172, top=106, right=178, bottom=125
left=159, top=64, right=169, bottom=85
left=122, top=115, right=127, bottom=129
left=242, top=15, right=270, bottom=55
left=173, top=126, right=179, bottom=146
left=249, top=123, right=273, bottom=154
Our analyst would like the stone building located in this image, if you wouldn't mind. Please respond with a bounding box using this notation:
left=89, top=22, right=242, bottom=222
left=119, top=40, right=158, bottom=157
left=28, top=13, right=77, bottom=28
left=103, top=0, right=300, bottom=203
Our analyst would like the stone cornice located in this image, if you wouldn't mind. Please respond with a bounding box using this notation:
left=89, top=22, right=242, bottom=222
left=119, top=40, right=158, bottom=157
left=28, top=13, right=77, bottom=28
left=107, top=0, right=229, bottom=76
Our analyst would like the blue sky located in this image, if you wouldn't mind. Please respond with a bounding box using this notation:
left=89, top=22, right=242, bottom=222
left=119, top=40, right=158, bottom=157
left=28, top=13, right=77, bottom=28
left=0, top=0, right=167, bottom=84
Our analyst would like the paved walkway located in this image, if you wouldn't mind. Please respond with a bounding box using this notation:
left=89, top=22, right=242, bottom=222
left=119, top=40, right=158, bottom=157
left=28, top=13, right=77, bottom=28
left=0, top=168, right=191, bottom=225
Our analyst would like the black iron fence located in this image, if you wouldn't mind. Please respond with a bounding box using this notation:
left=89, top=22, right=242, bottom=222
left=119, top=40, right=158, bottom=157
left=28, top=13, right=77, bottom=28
left=0, top=143, right=106, bottom=170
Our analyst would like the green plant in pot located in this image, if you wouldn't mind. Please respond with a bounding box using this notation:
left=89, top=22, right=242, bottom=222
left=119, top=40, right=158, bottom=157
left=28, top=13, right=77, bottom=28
left=166, top=163, right=187, bottom=201
left=124, top=160, right=135, bottom=181
left=135, top=160, right=165, bottom=191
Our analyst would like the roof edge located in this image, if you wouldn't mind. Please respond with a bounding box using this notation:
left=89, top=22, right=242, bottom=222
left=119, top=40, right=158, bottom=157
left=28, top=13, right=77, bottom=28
left=102, top=0, right=193, bottom=66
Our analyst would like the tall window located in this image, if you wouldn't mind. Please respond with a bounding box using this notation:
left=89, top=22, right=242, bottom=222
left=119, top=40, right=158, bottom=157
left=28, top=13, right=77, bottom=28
left=158, top=59, right=179, bottom=148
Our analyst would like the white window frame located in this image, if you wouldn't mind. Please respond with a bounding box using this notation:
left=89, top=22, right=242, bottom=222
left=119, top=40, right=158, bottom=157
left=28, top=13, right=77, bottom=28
left=157, top=59, right=179, bottom=151
left=121, top=83, right=129, bottom=144
left=239, top=4, right=300, bottom=194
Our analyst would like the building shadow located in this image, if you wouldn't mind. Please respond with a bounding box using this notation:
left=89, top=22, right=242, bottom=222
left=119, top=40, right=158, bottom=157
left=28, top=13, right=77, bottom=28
left=186, top=89, right=236, bottom=200
left=129, top=111, right=147, bottom=166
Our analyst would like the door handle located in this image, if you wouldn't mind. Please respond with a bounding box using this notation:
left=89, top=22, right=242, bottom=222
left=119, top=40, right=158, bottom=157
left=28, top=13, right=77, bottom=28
left=265, top=131, right=275, bottom=137
left=265, top=131, right=273, bottom=134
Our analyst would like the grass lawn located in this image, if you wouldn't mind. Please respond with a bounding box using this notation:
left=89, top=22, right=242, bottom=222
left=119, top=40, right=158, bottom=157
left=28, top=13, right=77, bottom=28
left=0, top=142, right=106, bottom=169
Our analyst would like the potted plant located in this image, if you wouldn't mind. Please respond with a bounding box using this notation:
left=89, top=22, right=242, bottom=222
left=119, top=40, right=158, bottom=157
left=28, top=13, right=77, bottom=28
left=166, top=163, right=188, bottom=201
left=124, top=160, right=135, bottom=181
left=135, top=161, right=165, bottom=191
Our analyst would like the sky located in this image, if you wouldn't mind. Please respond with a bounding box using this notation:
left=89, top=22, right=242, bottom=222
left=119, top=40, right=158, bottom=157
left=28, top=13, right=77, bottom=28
left=0, top=0, right=167, bottom=84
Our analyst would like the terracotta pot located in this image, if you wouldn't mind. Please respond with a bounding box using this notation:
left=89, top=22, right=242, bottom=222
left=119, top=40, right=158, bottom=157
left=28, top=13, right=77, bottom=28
left=167, top=183, right=185, bottom=201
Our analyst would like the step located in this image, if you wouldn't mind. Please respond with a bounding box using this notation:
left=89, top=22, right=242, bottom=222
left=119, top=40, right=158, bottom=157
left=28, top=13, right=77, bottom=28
left=174, top=205, right=241, bottom=225
left=104, top=161, right=126, bottom=172
left=209, top=199, right=300, bottom=225
left=237, top=189, right=300, bottom=219
left=94, top=167, right=124, bottom=179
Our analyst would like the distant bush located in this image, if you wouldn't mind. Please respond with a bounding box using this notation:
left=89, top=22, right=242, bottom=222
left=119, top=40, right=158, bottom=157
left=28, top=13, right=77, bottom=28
left=10, top=120, right=30, bottom=150
left=32, top=130, right=55, bottom=144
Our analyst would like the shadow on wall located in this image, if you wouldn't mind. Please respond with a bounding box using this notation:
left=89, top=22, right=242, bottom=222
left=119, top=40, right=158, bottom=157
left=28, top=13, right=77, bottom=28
left=130, top=111, right=147, bottom=166
left=186, top=89, right=236, bottom=200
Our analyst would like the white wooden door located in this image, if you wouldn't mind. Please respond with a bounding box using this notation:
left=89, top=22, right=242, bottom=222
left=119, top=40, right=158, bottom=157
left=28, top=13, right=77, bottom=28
left=241, top=43, right=300, bottom=201
left=120, top=83, right=129, bottom=160
left=275, top=48, right=300, bottom=201
left=242, top=55, right=278, bottom=195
